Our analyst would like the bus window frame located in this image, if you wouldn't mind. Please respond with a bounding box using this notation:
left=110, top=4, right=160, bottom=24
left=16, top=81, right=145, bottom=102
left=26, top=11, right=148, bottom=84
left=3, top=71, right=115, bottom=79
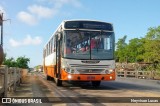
left=62, top=30, right=115, bottom=60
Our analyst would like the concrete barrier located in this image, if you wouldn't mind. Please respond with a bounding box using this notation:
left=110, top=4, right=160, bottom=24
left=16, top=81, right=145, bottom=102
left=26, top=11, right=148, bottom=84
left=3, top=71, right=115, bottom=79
left=0, top=66, right=21, bottom=97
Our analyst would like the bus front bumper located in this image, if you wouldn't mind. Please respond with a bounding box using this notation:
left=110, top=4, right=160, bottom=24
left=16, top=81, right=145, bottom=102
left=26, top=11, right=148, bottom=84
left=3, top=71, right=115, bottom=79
left=61, top=71, right=116, bottom=81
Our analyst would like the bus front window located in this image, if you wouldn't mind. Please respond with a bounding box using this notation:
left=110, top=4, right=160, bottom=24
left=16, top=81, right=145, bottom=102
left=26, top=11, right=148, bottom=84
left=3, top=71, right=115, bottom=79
left=63, top=31, right=114, bottom=60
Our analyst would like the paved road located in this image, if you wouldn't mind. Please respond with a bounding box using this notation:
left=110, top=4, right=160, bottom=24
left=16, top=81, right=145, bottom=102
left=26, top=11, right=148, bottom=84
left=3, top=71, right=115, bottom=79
left=2, top=72, right=160, bottom=106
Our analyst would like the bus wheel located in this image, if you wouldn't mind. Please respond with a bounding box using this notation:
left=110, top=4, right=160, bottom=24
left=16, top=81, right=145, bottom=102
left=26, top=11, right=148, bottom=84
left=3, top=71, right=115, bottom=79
left=47, top=75, right=51, bottom=80
left=92, top=81, right=101, bottom=87
left=55, top=78, right=62, bottom=86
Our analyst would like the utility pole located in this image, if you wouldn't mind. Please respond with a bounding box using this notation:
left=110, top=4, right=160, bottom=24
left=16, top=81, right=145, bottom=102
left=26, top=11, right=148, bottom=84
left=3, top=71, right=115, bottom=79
left=0, top=12, right=10, bottom=65
left=0, top=12, right=11, bottom=47
left=0, top=13, right=3, bottom=47
left=0, top=13, right=3, bottom=65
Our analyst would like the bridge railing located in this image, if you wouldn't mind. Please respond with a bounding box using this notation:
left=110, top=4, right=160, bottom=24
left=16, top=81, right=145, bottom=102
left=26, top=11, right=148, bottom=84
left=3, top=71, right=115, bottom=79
left=0, top=65, right=22, bottom=97
left=116, top=63, right=160, bottom=80
left=116, top=69, right=160, bottom=79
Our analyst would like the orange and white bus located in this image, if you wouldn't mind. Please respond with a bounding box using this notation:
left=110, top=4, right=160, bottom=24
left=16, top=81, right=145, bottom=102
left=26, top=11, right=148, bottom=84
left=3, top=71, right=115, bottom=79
left=43, top=20, right=115, bottom=87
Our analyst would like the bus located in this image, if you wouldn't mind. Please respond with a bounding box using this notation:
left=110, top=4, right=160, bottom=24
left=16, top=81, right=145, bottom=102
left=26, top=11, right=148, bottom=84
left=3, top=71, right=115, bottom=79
left=43, top=20, right=115, bottom=87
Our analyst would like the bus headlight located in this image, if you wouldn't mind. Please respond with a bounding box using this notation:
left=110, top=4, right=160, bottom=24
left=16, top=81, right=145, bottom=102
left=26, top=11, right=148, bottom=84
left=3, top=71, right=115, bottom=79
left=62, top=61, right=69, bottom=69
left=65, top=68, right=75, bottom=74
left=109, top=69, right=114, bottom=73
left=62, top=61, right=76, bottom=74
left=68, top=75, right=72, bottom=79
left=105, top=69, right=114, bottom=74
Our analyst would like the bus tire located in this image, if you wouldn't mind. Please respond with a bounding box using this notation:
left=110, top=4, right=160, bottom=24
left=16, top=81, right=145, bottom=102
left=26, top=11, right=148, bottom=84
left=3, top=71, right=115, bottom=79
left=55, top=78, right=62, bottom=86
left=47, top=75, right=51, bottom=80
left=92, top=81, right=101, bottom=87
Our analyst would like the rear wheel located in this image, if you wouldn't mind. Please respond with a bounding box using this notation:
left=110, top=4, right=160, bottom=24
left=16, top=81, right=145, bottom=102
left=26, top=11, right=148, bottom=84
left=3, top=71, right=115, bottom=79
left=92, top=81, right=101, bottom=87
left=47, top=75, right=51, bottom=80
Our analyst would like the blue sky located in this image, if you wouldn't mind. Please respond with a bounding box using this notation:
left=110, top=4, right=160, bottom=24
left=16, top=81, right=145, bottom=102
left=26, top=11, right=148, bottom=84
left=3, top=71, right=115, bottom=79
left=0, top=0, right=160, bottom=67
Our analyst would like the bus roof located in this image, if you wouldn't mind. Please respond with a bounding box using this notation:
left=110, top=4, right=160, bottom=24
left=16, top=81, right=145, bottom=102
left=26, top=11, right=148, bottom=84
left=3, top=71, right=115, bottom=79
left=63, top=19, right=113, bottom=25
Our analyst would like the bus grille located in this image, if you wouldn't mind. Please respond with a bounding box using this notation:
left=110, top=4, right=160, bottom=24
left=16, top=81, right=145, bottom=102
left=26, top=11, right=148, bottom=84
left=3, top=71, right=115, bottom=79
left=76, top=69, right=105, bottom=74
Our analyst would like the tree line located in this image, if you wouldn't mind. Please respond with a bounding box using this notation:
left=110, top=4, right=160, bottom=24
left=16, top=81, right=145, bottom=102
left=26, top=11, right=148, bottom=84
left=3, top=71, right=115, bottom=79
left=115, top=26, right=160, bottom=64
left=3, top=54, right=30, bottom=69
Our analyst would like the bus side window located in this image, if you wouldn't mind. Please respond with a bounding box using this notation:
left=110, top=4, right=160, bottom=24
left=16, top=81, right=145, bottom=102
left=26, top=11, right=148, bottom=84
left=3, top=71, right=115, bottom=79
left=53, top=36, right=56, bottom=52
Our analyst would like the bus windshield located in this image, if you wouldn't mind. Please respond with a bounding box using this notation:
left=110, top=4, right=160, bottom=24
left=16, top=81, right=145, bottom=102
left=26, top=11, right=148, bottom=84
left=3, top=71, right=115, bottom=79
left=63, top=30, right=114, bottom=60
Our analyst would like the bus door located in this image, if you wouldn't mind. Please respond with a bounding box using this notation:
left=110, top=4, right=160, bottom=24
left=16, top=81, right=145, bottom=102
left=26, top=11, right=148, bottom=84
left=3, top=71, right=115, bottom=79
left=55, top=33, right=62, bottom=86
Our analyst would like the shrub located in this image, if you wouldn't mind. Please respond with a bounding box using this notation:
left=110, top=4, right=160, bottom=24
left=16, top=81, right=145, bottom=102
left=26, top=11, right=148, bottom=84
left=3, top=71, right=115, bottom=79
left=3, top=56, right=30, bottom=68
left=3, top=57, right=17, bottom=67
left=16, top=56, right=30, bottom=68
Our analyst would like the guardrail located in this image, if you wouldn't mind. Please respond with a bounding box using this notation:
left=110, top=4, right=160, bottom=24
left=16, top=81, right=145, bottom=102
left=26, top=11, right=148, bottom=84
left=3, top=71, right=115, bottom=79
left=116, top=69, right=160, bottom=79
left=116, top=63, right=160, bottom=79
left=0, top=65, right=21, bottom=97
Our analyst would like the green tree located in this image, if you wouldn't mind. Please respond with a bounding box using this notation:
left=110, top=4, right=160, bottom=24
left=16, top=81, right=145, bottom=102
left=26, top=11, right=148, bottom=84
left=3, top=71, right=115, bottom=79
left=127, top=38, right=145, bottom=62
left=145, top=26, right=160, bottom=40
left=16, top=56, right=30, bottom=68
left=115, top=26, right=160, bottom=72
left=115, top=35, right=128, bottom=62
left=144, top=26, right=160, bottom=63
left=3, top=53, right=7, bottom=62
left=3, top=57, right=17, bottom=67
left=136, top=38, right=146, bottom=62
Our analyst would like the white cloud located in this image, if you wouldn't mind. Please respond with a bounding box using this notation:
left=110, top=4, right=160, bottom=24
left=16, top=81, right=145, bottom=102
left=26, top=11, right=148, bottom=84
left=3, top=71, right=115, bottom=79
left=28, top=5, right=57, bottom=18
left=23, top=35, right=42, bottom=45
left=9, top=39, right=21, bottom=47
left=17, top=11, right=37, bottom=25
left=17, top=0, right=82, bottom=25
left=17, top=5, right=55, bottom=25
left=60, top=0, right=82, bottom=8
left=9, top=35, right=42, bottom=47
left=45, top=0, right=82, bottom=8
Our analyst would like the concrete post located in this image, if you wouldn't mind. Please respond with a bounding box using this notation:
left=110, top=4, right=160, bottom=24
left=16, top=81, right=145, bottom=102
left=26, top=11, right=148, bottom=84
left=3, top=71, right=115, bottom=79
left=4, top=66, right=8, bottom=97
left=13, top=67, right=16, bottom=91
left=17, top=68, right=20, bottom=86
left=136, top=70, right=138, bottom=78
left=124, top=70, right=127, bottom=78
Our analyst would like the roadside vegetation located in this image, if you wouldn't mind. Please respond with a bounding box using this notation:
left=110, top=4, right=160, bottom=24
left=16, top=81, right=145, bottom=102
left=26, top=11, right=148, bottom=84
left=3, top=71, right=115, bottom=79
left=115, top=26, right=160, bottom=72
left=3, top=55, right=30, bottom=69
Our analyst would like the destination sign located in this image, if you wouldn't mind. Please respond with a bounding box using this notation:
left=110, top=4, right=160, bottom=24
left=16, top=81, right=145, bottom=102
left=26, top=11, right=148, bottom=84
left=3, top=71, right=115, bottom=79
left=64, top=21, right=113, bottom=31
left=81, top=60, right=100, bottom=64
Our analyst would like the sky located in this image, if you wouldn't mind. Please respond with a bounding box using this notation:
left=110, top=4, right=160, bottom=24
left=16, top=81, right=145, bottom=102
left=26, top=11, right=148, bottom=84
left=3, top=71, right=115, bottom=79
left=0, top=0, right=160, bottom=67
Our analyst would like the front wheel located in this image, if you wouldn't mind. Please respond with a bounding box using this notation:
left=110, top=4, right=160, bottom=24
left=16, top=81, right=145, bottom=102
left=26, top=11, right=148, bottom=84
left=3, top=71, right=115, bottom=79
left=55, top=78, right=62, bottom=86
left=92, top=81, right=101, bottom=87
